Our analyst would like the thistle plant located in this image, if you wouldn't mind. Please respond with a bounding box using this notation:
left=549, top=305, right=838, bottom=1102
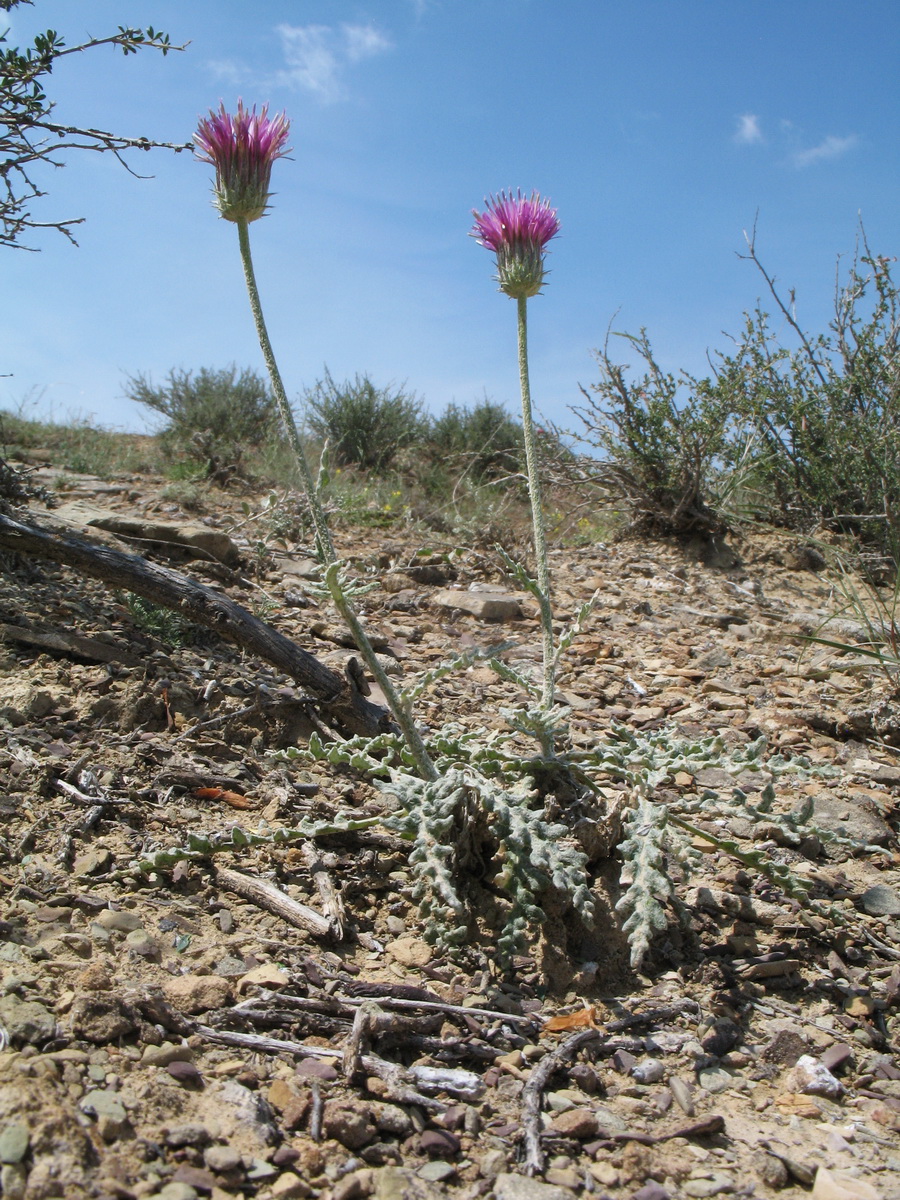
left=471, top=191, right=561, bottom=721
left=194, top=101, right=434, bottom=781
left=193, top=105, right=593, bottom=958
left=187, top=129, right=870, bottom=972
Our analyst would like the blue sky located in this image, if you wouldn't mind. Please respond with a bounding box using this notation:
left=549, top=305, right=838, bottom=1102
left=2, top=0, right=898, bottom=440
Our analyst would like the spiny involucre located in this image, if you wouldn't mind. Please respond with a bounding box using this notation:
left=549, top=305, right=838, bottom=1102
left=194, top=100, right=291, bottom=223
left=471, top=189, right=560, bottom=299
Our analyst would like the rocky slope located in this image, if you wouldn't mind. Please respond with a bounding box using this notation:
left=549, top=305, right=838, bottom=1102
left=0, top=464, right=898, bottom=1200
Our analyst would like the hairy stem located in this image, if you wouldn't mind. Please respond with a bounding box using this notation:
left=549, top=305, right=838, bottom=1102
left=236, top=217, right=436, bottom=776
left=325, top=563, right=438, bottom=782
left=516, top=295, right=555, bottom=716
left=236, top=217, right=335, bottom=563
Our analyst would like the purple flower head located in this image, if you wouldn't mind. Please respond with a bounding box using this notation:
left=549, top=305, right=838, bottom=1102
left=470, top=190, right=560, bottom=298
left=194, top=100, right=291, bottom=223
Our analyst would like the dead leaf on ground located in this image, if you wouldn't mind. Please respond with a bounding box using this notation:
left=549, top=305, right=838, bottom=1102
left=194, top=786, right=254, bottom=809
left=541, top=1004, right=601, bottom=1034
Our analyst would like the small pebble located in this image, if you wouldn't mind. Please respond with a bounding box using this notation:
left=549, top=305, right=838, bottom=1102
left=165, top=1123, right=210, bottom=1149
left=417, top=1161, right=457, bottom=1183
left=697, top=1067, right=735, bottom=1094
left=670, top=1076, right=696, bottom=1116
left=204, top=1145, right=243, bottom=1173
left=296, top=1058, right=339, bottom=1081
left=820, top=1043, right=853, bottom=1074
left=0, top=1123, right=29, bottom=1165
left=632, top=1057, right=665, bottom=1084
left=419, top=1129, right=460, bottom=1156
left=166, top=1060, right=203, bottom=1087
left=633, top=1184, right=670, bottom=1200
left=154, top=1184, right=198, bottom=1200
left=787, top=1055, right=843, bottom=1099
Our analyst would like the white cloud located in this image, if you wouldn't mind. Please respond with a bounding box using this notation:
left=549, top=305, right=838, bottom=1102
left=205, top=58, right=252, bottom=86
left=792, top=133, right=858, bottom=168
left=275, top=22, right=392, bottom=102
left=342, top=23, right=392, bottom=63
left=734, top=113, right=763, bottom=145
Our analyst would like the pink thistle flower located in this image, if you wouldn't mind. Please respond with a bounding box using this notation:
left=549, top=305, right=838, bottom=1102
left=471, top=189, right=560, bottom=298
left=194, top=100, right=291, bottom=223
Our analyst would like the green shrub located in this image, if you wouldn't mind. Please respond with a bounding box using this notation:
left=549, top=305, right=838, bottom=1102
left=574, top=329, right=733, bottom=536
left=124, top=365, right=278, bottom=474
left=713, top=233, right=900, bottom=563
left=428, top=398, right=523, bottom=481
left=302, top=369, right=424, bottom=474
left=576, top=230, right=900, bottom=560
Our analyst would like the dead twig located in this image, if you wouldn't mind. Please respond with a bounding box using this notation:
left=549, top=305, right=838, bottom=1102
left=214, top=866, right=336, bottom=940
left=302, top=841, right=346, bottom=940
left=343, top=1001, right=394, bottom=1080
left=0, top=510, right=389, bottom=737
left=308, top=1079, right=323, bottom=1142
left=192, top=1024, right=479, bottom=1109
left=522, top=1028, right=603, bottom=1175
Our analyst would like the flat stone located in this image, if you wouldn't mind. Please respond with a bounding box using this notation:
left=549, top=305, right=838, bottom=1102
left=370, top=1166, right=448, bottom=1199
left=246, top=1157, right=278, bottom=1181
left=296, top=1057, right=339, bottom=1081
left=811, top=1167, right=880, bottom=1200
left=417, top=1161, right=456, bottom=1183
left=493, top=1174, right=577, bottom=1200
left=167, top=1060, right=203, bottom=1086
left=384, top=937, right=432, bottom=967
left=204, top=1145, right=243, bottom=1173
left=821, top=1043, right=854, bottom=1073
left=0, top=1162, right=27, bottom=1200
left=859, top=884, right=900, bottom=916
left=418, top=1129, right=460, bottom=1156
left=0, top=1122, right=29, bottom=1164
left=163, top=974, right=232, bottom=1014
left=171, top=1164, right=216, bottom=1191
left=811, top=794, right=893, bottom=848
left=53, top=500, right=240, bottom=565
left=271, top=1172, right=313, bottom=1198
left=698, top=1067, right=736, bottom=1094
left=0, top=996, right=55, bottom=1045
left=548, top=1108, right=599, bottom=1139
left=155, top=1184, right=199, bottom=1200
left=432, top=589, right=523, bottom=622
left=593, top=1105, right=629, bottom=1134
left=165, top=1123, right=210, bottom=1149
left=682, top=1173, right=735, bottom=1197
left=79, top=1090, right=129, bottom=1140
left=633, top=1186, right=670, bottom=1200
left=72, top=847, right=113, bottom=876
left=93, top=909, right=143, bottom=932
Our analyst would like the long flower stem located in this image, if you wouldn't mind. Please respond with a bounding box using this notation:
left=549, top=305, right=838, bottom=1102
left=236, top=218, right=335, bottom=563
left=516, top=295, right=555, bottom=712
left=324, top=564, right=437, bottom=781
left=236, top=218, right=437, bottom=780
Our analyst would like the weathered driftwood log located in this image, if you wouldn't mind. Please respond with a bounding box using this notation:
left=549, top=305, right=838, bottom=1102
left=0, top=510, right=390, bottom=737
